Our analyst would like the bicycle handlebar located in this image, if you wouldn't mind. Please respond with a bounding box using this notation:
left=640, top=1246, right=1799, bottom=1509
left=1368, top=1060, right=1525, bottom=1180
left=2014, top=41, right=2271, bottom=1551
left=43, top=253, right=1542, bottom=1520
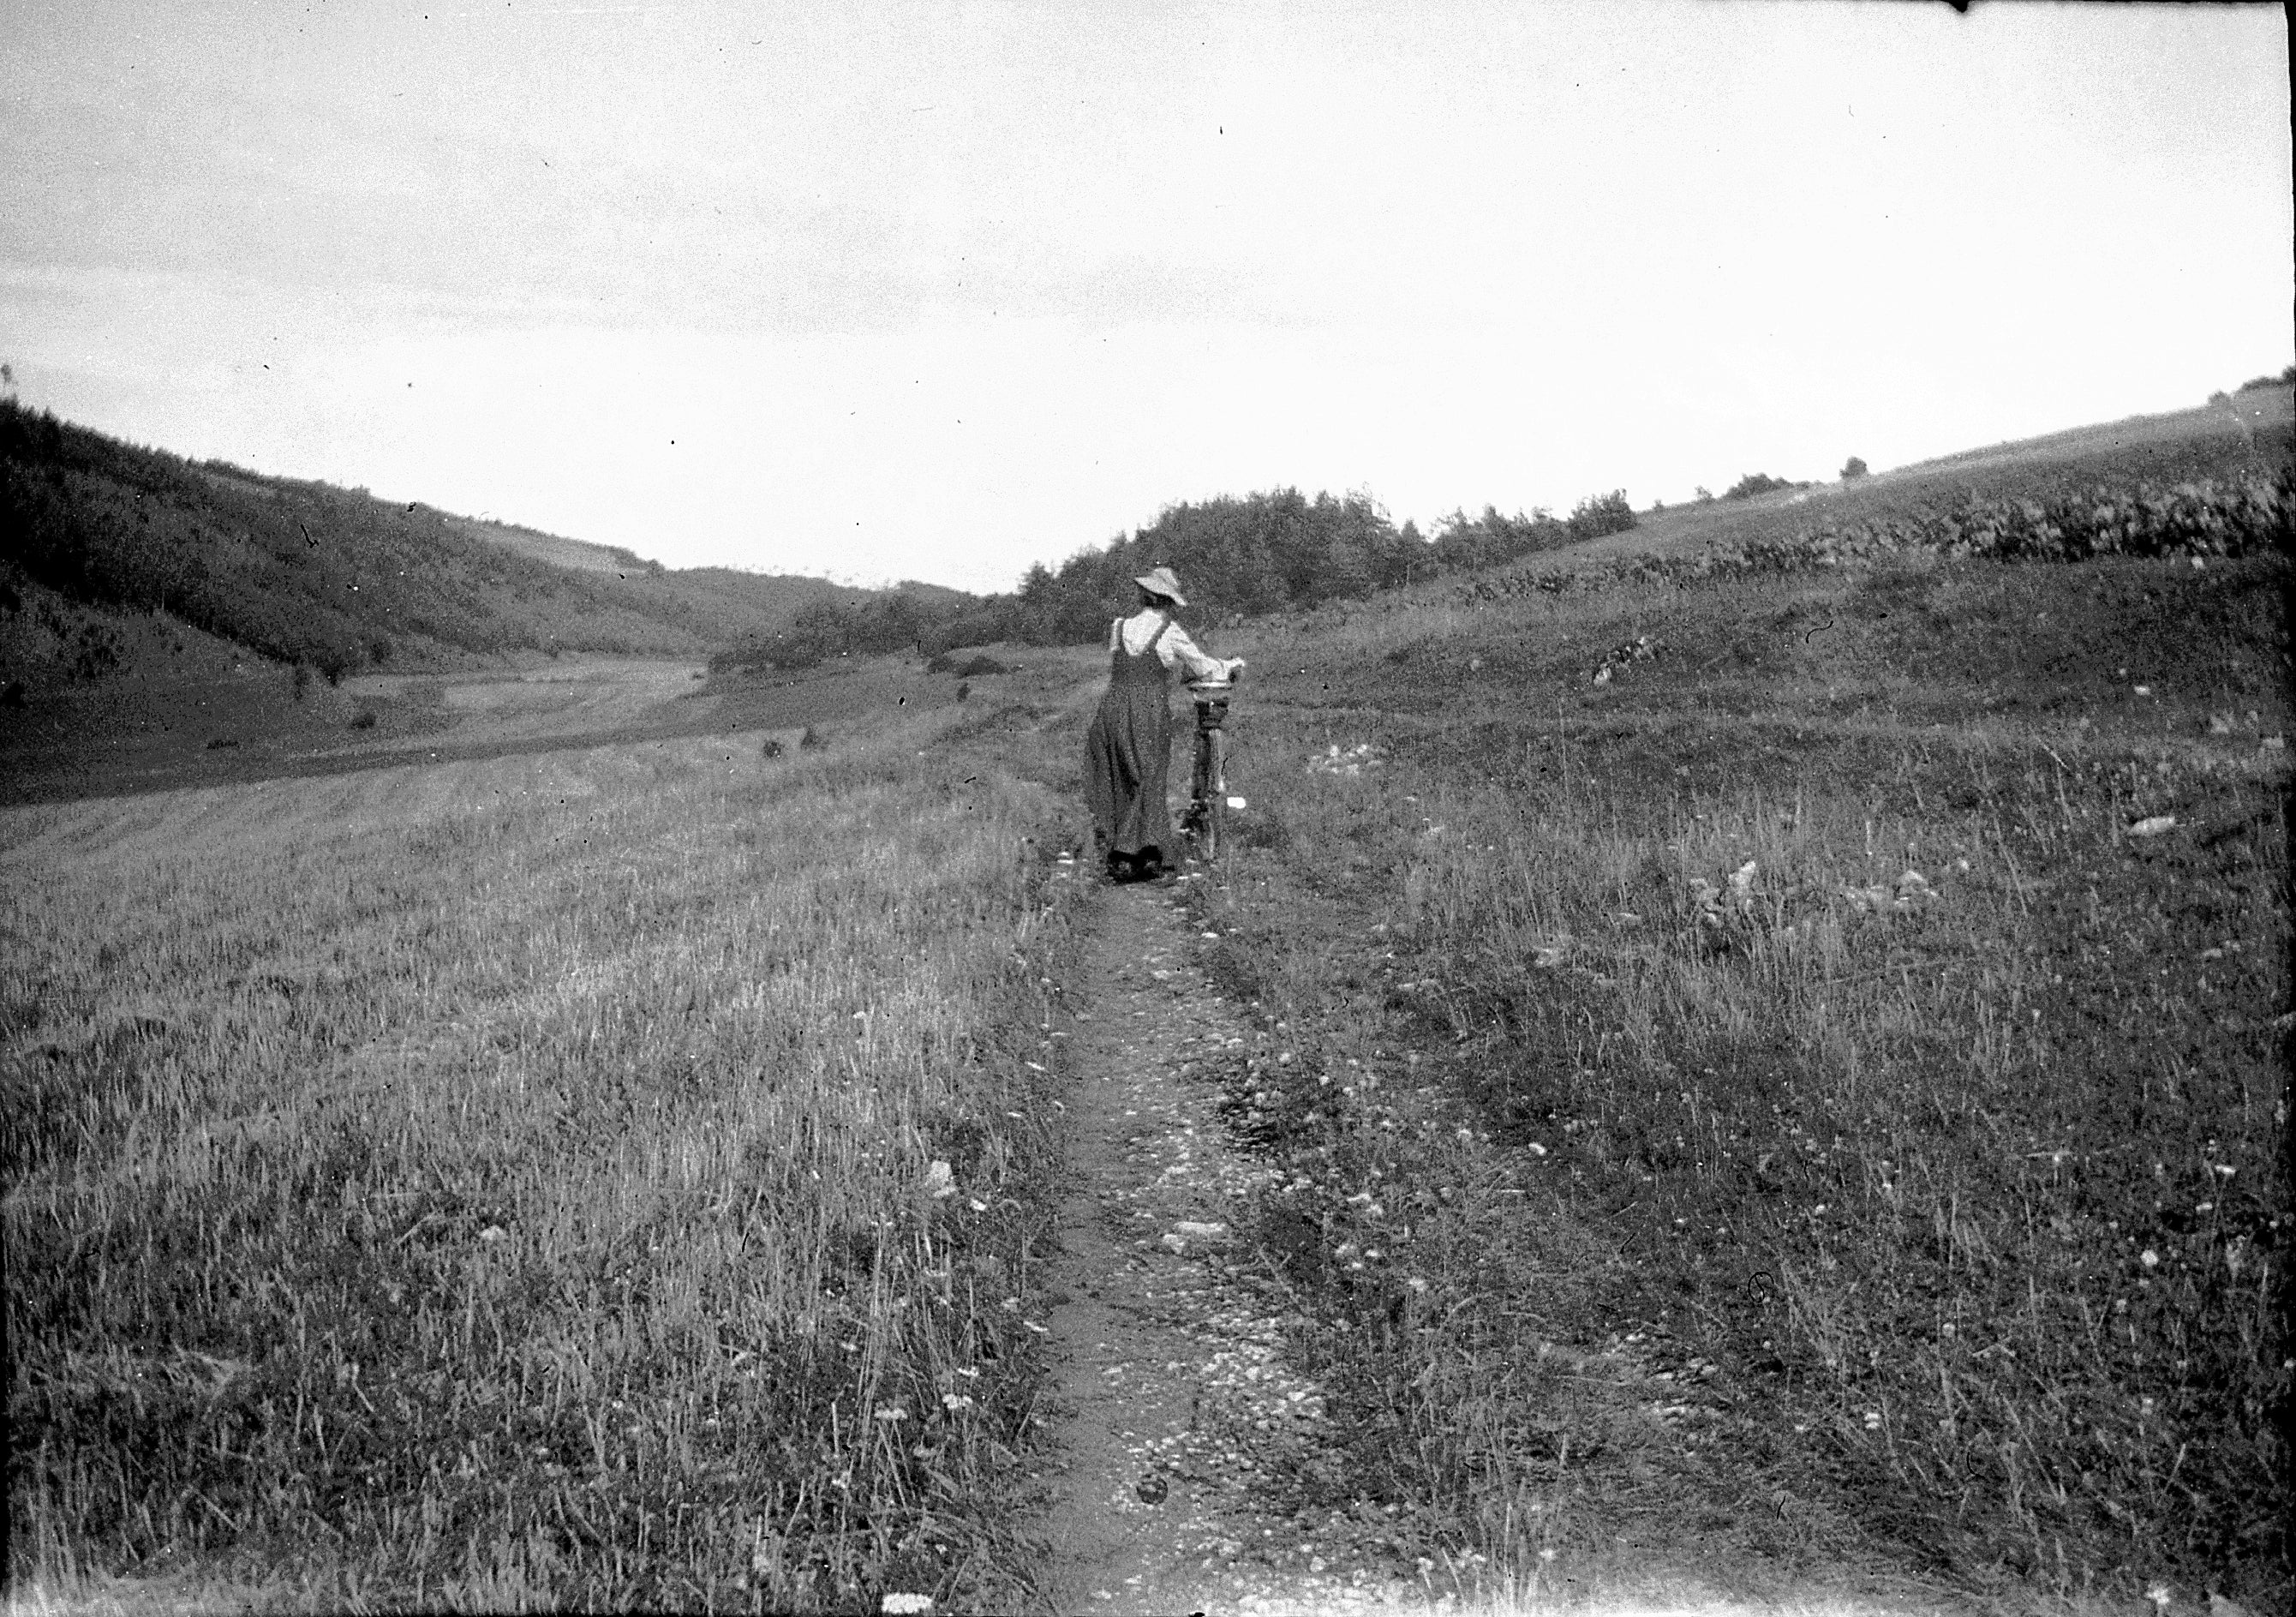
left=1187, top=660, right=1245, bottom=696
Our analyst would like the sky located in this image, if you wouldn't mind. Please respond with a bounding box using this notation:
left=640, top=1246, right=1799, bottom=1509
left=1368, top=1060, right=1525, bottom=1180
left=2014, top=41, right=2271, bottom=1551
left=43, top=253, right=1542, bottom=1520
left=3, top=2, right=2289, bottom=595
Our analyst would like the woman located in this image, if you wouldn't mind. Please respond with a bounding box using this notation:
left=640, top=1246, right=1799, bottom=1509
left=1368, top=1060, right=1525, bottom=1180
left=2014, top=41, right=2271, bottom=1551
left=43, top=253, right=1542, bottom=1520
left=1083, top=567, right=1243, bottom=883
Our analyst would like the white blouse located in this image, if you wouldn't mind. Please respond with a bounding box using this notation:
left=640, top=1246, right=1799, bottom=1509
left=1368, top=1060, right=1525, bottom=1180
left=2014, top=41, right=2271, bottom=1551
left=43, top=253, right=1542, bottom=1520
left=1109, top=609, right=1233, bottom=681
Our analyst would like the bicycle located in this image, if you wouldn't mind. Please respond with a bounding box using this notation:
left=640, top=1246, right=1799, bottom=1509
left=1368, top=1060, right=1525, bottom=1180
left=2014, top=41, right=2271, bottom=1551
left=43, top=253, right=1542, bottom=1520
left=1179, top=671, right=1241, bottom=865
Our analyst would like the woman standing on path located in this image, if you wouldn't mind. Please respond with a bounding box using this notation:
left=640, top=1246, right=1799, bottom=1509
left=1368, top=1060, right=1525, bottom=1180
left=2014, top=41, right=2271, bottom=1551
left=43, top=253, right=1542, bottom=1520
left=1084, top=567, right=1242, bottom=883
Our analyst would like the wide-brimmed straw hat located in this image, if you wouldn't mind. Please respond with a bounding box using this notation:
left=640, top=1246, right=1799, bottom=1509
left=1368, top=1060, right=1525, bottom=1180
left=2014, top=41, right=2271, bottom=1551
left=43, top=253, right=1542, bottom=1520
left=1133, top=566, right=1187, bottom=607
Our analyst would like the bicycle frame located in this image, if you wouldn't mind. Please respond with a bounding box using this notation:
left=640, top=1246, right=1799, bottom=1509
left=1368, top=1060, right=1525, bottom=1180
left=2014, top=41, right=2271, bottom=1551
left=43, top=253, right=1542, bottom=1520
left=1180, top=679, right=1234, bottom=865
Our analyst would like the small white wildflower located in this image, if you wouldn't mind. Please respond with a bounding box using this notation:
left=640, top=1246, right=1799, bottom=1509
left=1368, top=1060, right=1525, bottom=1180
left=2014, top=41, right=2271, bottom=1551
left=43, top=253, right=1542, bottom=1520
left=922, top=1160, right=957, bottom=1199
left=873, top=1405, right=908, bottom=1423
left=941, top=1392, right=974, bottom=1411
left=882, top=1595, right=936, bottom=1615
left=2141, top=1249, right=2160, bottom=1270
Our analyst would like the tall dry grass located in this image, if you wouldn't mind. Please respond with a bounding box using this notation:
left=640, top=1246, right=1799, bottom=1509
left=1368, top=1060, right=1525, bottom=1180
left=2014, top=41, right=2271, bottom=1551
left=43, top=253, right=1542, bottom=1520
left=4, top=713, right=1084, bottom=1611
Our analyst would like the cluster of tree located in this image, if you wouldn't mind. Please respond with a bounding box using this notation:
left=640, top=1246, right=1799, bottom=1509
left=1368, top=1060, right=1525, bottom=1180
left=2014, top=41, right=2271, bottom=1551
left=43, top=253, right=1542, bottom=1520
left=941, top=485, right=1639, bottom=651
left=710, top=584, right=982, bottom=674
left=990, top=489, right=1414, bottom=644
left=1721, top=471, right=1809, bottom=500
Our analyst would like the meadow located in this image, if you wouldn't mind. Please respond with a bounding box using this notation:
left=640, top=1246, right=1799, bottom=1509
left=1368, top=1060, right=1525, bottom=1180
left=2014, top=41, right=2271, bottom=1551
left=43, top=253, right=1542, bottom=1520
left=1183, top=549, right=2289, bottom=1609
left=3, top=698, right=1094, bottom=1612
left=6, top=390, right=2288, bottom=1614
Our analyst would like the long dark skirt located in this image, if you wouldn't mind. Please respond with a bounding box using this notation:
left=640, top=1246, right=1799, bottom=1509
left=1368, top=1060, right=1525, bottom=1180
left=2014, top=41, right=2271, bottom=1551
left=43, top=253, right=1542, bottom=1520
left=1083, top=684, right=1174, bottom=866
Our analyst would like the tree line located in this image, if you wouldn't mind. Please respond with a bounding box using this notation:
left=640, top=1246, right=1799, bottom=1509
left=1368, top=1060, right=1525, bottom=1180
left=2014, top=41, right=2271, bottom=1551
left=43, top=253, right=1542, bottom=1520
left=988, top=487, right=1635, bottom=646
left=753, top=487, right=1631, bottom=666
left=711, top=487, right=1638, bottom=671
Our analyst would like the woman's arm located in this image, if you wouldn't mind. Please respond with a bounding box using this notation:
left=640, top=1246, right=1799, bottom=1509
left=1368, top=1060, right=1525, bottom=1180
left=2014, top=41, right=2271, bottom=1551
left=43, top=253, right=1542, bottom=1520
left=1156, top=619, right=1238, bottom=681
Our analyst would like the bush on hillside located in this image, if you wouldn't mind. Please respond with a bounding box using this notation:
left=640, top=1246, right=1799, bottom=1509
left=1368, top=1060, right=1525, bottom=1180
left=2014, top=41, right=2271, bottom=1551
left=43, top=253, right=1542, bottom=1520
left=713, top=585, right=978, bottom=674
left=1724, top=471, right=1801, bottom=500
left=1564, top=489, right=1638, bottom=541
left=1841, top=457, right=1869, bottom=481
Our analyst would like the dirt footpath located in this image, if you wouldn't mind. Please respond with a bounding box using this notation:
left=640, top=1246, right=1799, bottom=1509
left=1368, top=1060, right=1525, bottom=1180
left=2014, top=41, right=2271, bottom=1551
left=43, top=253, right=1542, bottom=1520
left=1025, top=878, right=1427, bottom=1617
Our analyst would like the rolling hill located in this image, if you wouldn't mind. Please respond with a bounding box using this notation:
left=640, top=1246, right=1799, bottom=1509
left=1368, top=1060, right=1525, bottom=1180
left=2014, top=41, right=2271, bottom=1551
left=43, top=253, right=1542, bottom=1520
left=1462, top=384, right=2294, bottom=580
left=0, top=399, right=960, bottom=687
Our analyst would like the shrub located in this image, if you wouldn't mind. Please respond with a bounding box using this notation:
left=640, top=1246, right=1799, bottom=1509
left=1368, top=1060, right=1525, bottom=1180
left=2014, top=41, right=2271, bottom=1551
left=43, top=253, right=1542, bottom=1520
left=1725, top=472, right=1800, bottom=500
left=1564, top=490, right=1638, bottom=542
left=1841, top=457, right=1869, bottom=481
left=349, top=709, right=377, bottom=730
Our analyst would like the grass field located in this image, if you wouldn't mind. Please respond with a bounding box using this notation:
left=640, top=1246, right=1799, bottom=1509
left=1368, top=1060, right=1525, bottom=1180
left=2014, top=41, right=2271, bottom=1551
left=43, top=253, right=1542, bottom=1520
left=5, top=394, right=2289, bottom=1614
left=1181, top=549, right=2289, bottom=1609
left=3, top=698, right=1099, bottom=1612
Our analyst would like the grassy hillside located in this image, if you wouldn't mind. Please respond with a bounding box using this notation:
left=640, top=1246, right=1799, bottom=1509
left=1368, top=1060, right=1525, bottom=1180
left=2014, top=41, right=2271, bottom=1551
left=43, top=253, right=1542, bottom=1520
left=1475, top=386, right=2294, bottom=581
left=437, top=514, right=658, bottom=577
left=0, top=402, right=966, bottom=685
left=1179, top=546, right=2289, bottom=1609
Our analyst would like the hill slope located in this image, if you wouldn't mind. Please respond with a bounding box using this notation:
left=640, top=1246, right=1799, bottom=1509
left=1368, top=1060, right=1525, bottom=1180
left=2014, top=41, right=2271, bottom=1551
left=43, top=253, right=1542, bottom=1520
left=0, top=401, right=960, bottom=681
left=1476, top=386, right=2295, bottom=580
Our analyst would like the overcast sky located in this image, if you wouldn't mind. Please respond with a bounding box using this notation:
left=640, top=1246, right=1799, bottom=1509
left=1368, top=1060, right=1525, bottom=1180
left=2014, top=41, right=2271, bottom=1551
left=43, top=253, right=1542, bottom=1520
left=3, top=2, right=2289, bottom=594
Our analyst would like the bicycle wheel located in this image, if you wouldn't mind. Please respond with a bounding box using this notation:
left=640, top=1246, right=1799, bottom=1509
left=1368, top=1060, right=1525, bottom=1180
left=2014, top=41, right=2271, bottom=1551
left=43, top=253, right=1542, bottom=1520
left=1197, top=728, right=1228, bottom=864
